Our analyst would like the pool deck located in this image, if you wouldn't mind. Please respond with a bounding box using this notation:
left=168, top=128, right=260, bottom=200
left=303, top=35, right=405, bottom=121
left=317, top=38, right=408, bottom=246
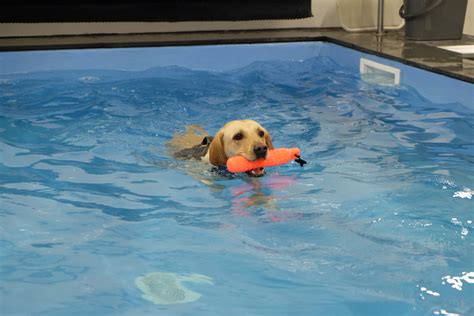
left=0, top=28, right=473, bottom=83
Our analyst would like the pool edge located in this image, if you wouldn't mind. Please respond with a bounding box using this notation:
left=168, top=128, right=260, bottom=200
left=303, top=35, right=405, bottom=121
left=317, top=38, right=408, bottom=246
left=0, top=28, right=473, bottom=84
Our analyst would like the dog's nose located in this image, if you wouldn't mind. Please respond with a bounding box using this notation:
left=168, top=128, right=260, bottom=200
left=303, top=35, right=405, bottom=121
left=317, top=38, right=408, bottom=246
left=254, top=145, right=268, bottom=159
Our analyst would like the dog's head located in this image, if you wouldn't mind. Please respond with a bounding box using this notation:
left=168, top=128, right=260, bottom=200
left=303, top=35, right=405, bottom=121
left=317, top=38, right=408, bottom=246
left=208, top=120, right=274, bottom=177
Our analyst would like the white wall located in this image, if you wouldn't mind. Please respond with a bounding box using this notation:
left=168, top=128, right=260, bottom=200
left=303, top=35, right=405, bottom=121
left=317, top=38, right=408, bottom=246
left=464, top=0, right=474, bottom=35
left=0, top=0, right=472, bottom=37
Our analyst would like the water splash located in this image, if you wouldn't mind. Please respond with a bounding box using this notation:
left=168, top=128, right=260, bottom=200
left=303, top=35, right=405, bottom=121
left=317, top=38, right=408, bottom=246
left=442, top=272, right=474, bottom=291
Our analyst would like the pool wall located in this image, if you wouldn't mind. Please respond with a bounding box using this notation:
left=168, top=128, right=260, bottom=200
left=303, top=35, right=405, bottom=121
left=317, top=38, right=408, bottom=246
left=318, top=44, right=473, bottom=109
left=1, top=42, right=472, bottom=108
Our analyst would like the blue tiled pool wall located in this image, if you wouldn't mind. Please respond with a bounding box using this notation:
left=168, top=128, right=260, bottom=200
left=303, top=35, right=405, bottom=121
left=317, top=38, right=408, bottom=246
left=318, top=43, right=473, bottom=110
left=1, top=42, right=472, bottom=108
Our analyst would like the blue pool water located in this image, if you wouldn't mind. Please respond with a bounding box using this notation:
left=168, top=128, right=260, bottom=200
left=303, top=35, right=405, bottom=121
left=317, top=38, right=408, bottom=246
left=1, top=43, right=473, bottom=315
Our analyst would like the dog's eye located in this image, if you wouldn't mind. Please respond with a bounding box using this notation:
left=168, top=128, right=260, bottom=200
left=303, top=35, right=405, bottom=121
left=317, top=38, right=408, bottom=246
left=258, top=130, right=265, bottom=138
left=233, top=133, right=244, bottom=141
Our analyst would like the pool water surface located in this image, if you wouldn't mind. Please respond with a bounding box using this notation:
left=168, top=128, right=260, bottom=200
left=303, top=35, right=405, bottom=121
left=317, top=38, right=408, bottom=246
left=0, top=43, right=473, bottom=315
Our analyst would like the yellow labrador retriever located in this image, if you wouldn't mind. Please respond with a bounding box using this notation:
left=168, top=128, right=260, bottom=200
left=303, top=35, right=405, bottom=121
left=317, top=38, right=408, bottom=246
left=168, top=119, right=274, bottom=177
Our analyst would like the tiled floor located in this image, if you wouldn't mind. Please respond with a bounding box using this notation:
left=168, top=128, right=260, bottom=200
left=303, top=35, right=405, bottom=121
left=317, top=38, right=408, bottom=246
left=0, top=28, right=473, bottom=83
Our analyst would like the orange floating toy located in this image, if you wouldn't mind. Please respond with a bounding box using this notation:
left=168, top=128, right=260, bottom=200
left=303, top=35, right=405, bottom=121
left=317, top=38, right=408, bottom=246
left=226, top=148, right=306, bottom=173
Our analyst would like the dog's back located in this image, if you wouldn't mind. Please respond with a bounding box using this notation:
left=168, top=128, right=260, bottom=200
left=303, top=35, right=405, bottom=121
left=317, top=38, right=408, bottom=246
left=174, top=136, right=213, bottom=160
left=166, top=125, right=211, bottom=160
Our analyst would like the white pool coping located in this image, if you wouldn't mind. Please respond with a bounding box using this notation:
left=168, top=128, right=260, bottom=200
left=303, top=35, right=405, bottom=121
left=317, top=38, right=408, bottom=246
left=438, top=45, right=474, bottom=58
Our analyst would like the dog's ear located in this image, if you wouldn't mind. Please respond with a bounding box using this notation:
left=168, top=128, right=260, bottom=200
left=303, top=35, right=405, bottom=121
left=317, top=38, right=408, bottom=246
left=208, top=130, right=227, bottom=166
left=264, top=131, right=274, bottom=150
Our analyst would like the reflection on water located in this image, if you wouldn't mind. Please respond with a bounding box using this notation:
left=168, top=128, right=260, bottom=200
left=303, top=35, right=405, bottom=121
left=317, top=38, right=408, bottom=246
left=230, top=175, right=303, bottom=223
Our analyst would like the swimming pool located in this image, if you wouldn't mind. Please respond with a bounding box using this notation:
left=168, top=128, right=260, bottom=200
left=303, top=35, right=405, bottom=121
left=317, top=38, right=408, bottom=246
left=1, top=42, right=473, bottom=315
